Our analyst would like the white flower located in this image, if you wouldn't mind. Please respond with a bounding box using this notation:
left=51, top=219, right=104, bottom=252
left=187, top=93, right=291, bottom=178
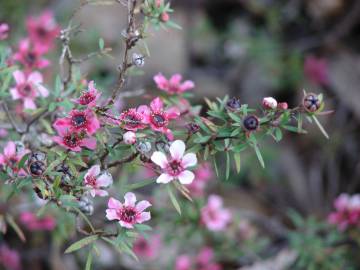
left=262, top=97, right=278, bottom=110
left=151, top=140, right=197, bottom=185
left=123, top=131, right=136, bottom=145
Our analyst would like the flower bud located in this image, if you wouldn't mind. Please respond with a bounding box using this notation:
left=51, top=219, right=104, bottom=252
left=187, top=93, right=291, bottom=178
left=303, top=93, right=321, bottom=113
left=78, top=196, right=94, bottom=216
left=243, top=115, right=259, bottom=131
left=123, top=131, right=137, bottom=145
left=155, top=0, right=163, bottom=8
left=29, top=161, right=46, bottom=177
left=277, top=102, right=288, bottom=110
left=160, top=12, right=170, bottom=22
left=136, top=141, right=152, bottom=154
left=226, top=97, right=241, bottom=111
left=132, top=53, right=145, bottom=67
left=262, top=97, right=277, bottom=110
left=186, top=123, right=200, bottom=134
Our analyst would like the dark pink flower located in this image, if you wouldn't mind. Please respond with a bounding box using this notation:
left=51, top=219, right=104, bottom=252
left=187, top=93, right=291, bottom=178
left=133, top=234, right=161, bottom=259
left=53, top=109, right=100, bottom=136
left=328, top=193, right=360, bottom=231
left=13, top=39, right=50, bottom=71
left=151, top=140, right=197, bottom=185
left=154, top=73, right=194, bottom=95
left=141, top=97, right=179, bottom=139
left=19, top=211, right=56, bottom=231
left=52, top=124, right=96, bottom=152
left=106, top=192, right=151, bottom=229
left=0, top=245, right=21, bottom=270
left=201, top=195, right=232, bottom=232
left=119, top=107, right=147, bottom=131
left=10, top=70, right=49, bottom=110
left=0, top=141, right=28, bottom=175
left=304, top=56, right=329, bottom=86
left=26, top=10, right=60, bottom=53
left=84, top=165, right=113, bottom=197
left=72, top=81, right=101, bottom=107
left=175, top=247, right=222, bottom=270
left=0, top=23, right=10, bottom=40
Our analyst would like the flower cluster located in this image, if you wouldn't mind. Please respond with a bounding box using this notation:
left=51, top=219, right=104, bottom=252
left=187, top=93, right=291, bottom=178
left=175, top=247, right=222, bottom=270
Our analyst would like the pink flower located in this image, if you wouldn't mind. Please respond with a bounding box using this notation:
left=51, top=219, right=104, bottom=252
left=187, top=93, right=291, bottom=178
left=141, top=97, right=180, bottom=139
left=262, top=97, right=277, bottom=110
left=26, top=10, right=60, bottom=53
left=154, top=73, right=194, bottom=95
left=133, top=234, right=161, bottom=259
left=84, top=165, right=113, bottom=197
left=328, top=193, right=360, bottom=231
left=10, top=70, right=49, bottom=110
left=19, top=212, right=56, bottom=231
left=53, top=109, right=100, bottom=136
left=106, top=192, right=151, bottom=229
left=201, top=195, right=232, bottom=231
left=13, top=39, right=50, bottom=70
left=151, top=140, right=197, bottom=185
left=119, top=107, right=147, bottom=131
left=277, top=102, right=288, bottom=110
left=0, top=141, right=28, bottom=174
left=188, top=163, right=213, bottom=197
left=160, top=12, right=170, bottom=22
left=52, top=124, right=96, bottom=152
left=0, top=23, right=10, bottom=40
left=0, top=245, right=21, bottom=270
left=175, top=255, right=192, bottom=270
left=304, top=55, right=329, bottom=86
left=72, top=81, right=101, bottom=107
left=123, top=131, right=136, bottom=145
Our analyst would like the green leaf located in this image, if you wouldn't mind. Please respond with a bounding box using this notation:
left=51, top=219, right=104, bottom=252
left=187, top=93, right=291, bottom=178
left=98, top=38, right=105, bottom=50
left=59, top=195, right=79, bottom=208
left=102, top=237, right=138, bottom=261
left=311, top=115, right=329, bottom=139
left=64, top=235, right=98, bottom=254
left=6, top=215, right=26, bottom=242
left=225, top=152, right=230, bottom=180
left=134, top=224, right=152, bottom=231
left=17, top=154, right=29, bottom=169
left=166, top=185, right=181, bottom=215
left=125, top=179, right=155, bottom=191
left=213, top=154, right=219, bottom=178
left=85, top=249, right=93, bottom=270
left=72, top=207, right=96, bottom=233
left=233, top=152, right=241, bottom=173
left=274, top=128, right=283, bottom=142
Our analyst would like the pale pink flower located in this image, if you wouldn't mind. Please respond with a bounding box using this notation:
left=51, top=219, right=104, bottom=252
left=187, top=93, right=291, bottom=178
left=0, top=23, right=10, bottom=40
left=328, top=193, right=360, bottom=231
left=133, top=234, right=161, bottom=259
left=188, top=163, right=213, bottom=197
left=262, top=97, right=277, bottom=110
left=141, top=97, right=180, bottom=140
left=0, top=245, right=21, bottom=270
left=0, top=141, right=28, bottom=175
left=53, top=109, right=100, bottom=136
left=106, top=192, right=151, bottom=229
left=10, top=70, right=49, bottom=110
left=154, top=73, right=194, bottom=95
left=26, top=10, right=60, bottom=53
left=123, top=131, right=136, bottom=145
left=72, top=81, right=101, bottom=107
left=19, top=212, right=56, bottom=231
left=201, top=195, right=232, bottom=231
left=84, top=165, right=113, bottom=197
left=13, top=39, right=50, bottom=71
left=304, top=55, right=329, bottom=86
left=52, top=124, right=96, bottom=152
left=0, top=129, right=8, bottom=138
left=151, top=140, right=197, bottom=185
left=175, top=255, right=192, bottom=270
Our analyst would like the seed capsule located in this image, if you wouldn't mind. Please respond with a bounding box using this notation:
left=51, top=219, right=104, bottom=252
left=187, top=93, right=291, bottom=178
left=303, top=93, right=321, bottom=113
left=29, top=161, right=46, bottom=176
left=226, top=97, right=241, bottom=111
left=243, top=115, right=259, bottom=131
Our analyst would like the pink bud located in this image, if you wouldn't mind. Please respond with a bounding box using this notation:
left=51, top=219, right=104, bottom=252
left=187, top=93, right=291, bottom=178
left=155, top=0, right=163, bottom=8
left=160, top=12, right=170, bottom=22
left=123, top=131, right=136, bottom=145
left=277, top=102, right=288, bottom=110
left=0, top=23, right=9, bottom=40
left=262, top=97, right=278, bottom=110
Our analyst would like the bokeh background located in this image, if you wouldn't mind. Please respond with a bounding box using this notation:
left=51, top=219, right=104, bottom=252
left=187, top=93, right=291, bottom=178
left=1, top=0, right=360, bottom=269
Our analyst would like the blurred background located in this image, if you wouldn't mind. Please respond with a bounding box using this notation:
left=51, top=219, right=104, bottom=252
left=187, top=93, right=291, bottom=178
left=1, top=0, right=360, bottom=269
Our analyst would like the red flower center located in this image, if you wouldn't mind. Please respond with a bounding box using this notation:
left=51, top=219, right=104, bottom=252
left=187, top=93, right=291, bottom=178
left=150, top=111, right=167, bottom=128
left=85, top=175, right=97, bottom=187
left=71, top=112, right=87, bottom=128
left=79, top=92, right=95, bottom=105
left=36, top=27, right=48, bottom=38
left=122, top=111, right=142, bottom=129
left=26, top=51, right=37, bottom=66
left=118, top=206, right=137, bottom=223
left=19, top=83, right=33, bottom=97
left=63, top=133, right=81, bottom=148
left=166, top=159, right=183, bottom=176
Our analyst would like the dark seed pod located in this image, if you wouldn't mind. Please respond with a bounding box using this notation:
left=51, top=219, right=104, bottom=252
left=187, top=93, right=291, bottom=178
left=186, top=123, right=200, bottom=134
left=243, top=115, right=259, bottom=131
left=78, top=196, right=94, bottom=216
left=29, top=161, right=46, bottom=177
left=226, top=97, right=241, bottom=111
left=30, top=151, right=46, bottom=163
left=303, top=93, right=321, bottom=113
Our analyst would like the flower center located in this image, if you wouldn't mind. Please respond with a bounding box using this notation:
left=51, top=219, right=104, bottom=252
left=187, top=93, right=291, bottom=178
left=166, top=159, right=183, bottom=176
left=36, top=27, right=47, bottom=38
left=63, top=133, right=81, bottom=148
left=243, top=115, right=259, bottom=131
left=79, top=92, right=95, bottom=105
left=26, top=52, right=36, bottom=65
left=150, top=112, right=167, bottom=128
left=19, top=84, right=33, bottom=97
left=119, top=206, right=137, bottom=223
left=71, top=113, right=87, bottom=128
left=123, top=113, right=141, bottom=128
left=7, top=156, right=18, bottom=168
left=85, top=175, right=97, bottom=187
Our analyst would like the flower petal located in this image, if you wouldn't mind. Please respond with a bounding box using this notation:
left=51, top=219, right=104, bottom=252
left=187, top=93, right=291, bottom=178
left=181, top=153, right=197, bottom=168
left=27, top=71, right=43, bottom=84
left=124, top=192, right=136, bottom=207
left=137, top=212, right=151, bottom=223
left=10, top=88, right=21, bottom=100
left=24, top=98, right=36, bottom=109
left=178, top=170, right=195, bottom=185
left=151, top=151, right=168, bottom=169
left=106, top=209, right=118, bottom=221
left=119, top=221, right=134, bottom=229
left=81, top=137, right=97, bottom=150
left=169, top=140, right=185, bottom=160
left=4, top=141, right=16, bottom=157
left=150, top=97, right=163, bottom=111
left=136, top=200, right=152, bottom=212
left=108, top=197, right=122, bottom=209
left=87, top=165, right=100, bottom=177
left=156, top=173, right=173, bottom=184
left=13, top=70, right=25, bottom=84
left=97, top=173, right=113, bottom=187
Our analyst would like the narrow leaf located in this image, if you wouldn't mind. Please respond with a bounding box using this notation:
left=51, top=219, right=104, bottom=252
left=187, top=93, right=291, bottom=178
left=64, top=235, right=98, bottom=254
left=6, top=215, right=25, bottom=242
left=166, top=185, right=181, bottom=215
left=85, top=250, right=93, bottom=270
left=312, top=115, right=329, bottom=139
left=233, top=152, right=241, bottom=173
left=225, top=152, right=230, bottom=180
